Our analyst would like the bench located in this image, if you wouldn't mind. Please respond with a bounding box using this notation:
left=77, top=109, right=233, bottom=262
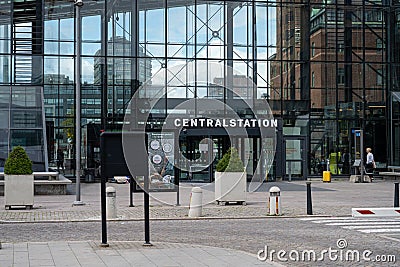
left=0, top=172, right=59, bottom=180
left=379, top=166, right=400, bottom=180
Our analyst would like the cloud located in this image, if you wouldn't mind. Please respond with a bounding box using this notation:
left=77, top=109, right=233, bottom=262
left=82, top=59, right=95, bottom=83
left=145, top=39, right=275, bottom=99
left=45, top=57, right=94, bottom=83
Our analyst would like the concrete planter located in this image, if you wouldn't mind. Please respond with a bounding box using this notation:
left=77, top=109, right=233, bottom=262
left=4, top=174, right=34, bottom=209
left=215, top=171, right=246, bottom=205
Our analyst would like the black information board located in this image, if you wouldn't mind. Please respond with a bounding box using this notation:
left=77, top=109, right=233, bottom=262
left=100, top=131, right=179, bottom=193
left=100, top=132, right=131, bottom=178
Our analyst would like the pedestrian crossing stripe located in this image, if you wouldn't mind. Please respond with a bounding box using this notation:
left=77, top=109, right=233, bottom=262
left=343, top=225, right=400, bottom=229
left=300, top=217, right=351, bottom=221
left=359, top=229, right=400, bottom=233
left=300, top=217, right=400, bottom=234
left=302, top=219, right=400, bottom=224
left=327, top=221, right=400, bottom=226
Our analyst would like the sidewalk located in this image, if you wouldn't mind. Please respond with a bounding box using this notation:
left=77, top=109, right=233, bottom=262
left=0, top=180, right=397, bottom=222
left=0, top=241, right=274, bottom=266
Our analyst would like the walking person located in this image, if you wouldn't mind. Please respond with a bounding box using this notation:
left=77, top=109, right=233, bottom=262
left=365, top=147, right=375, bottom=179
left=57, top=148, right=65, bottom=174
left=341, top=148, right=350, bottom=175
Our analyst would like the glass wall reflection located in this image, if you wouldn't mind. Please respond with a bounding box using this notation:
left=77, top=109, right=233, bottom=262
left=0, top=0, right=396, bottom=178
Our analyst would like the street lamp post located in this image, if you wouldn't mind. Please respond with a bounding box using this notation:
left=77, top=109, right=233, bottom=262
left=73, top=0, right=84, bottom=206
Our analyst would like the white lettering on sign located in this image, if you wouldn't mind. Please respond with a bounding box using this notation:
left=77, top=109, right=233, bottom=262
left=173, top=118, right=277, bottom=128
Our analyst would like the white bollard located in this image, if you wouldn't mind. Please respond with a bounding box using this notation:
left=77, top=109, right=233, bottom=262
left=268, top=186, right=281, bottom=215
left=188, top=187, right=203, bottom=217
left=106, top=186, right=117, bottom=219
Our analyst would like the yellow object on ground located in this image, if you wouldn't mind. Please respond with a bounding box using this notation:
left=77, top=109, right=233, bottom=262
left=323, top=171, right=331, bottom=182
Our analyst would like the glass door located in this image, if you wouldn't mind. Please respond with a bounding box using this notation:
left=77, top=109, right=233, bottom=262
left=283, top=136, right=307, bottom=180
left=178, top=135, right=214, bottom=183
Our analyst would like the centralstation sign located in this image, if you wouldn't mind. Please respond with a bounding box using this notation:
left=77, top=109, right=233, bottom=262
left=173, top=118, right=278, bottom=128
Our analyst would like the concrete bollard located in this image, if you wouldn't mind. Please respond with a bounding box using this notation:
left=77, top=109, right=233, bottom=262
left=268, top=186, right=281, bottom=215
left=106, top=186, right=117, bottom=219
left=188, top=187, right=203, bottom=217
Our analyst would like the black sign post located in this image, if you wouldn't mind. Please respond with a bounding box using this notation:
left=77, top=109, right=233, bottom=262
left=100, top=132, right=150, bottom=246
left=100, top=172, right=108, bottom=247
left=143, top=174, right=151, bottom=246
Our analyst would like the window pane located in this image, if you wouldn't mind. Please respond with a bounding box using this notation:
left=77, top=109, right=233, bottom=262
left=11, top=110, right=42, bottom=128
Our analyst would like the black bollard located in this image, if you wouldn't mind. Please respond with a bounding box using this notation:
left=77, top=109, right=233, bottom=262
left=129, top=177, right=134, bottom=207
left=306, top=182, right=313, bottom=215
left=395, top=183, right=399, bottom=208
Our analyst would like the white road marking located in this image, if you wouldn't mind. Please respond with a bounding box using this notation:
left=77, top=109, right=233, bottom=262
left=301, top=217, right=400, bottom=235
left=359, top=228, right=400, bottom=233
left=343, top=225, right=400, bottom=229
left=300, top=217, right=352, bottom=221
left=315, top=219, right=400, bottom=224
left=327, top=221, right=400, bottom=226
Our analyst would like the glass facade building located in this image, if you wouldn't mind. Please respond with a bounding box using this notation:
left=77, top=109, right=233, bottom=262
left=0, top=0, right=399, bottom=180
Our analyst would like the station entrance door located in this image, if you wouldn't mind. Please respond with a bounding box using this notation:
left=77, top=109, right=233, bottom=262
left=282, top=136, right=307, bottom=180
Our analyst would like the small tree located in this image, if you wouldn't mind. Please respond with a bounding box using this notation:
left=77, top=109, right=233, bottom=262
left=4, top=146, right=33, bottom=175
left=216, top=147, right=244, bottom=172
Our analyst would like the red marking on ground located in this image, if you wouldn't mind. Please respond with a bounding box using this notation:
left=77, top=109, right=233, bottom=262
left=357, top=210, right=375, bottom=215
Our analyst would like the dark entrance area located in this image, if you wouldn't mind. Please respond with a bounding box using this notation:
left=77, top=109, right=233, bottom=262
left=177, top=128, right=272, bottom=183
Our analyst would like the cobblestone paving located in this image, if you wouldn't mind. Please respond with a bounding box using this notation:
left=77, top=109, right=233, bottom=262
left=0, top=205, right=360, bottom=223
left=0, top=206, right=268, bottom=222
left=0, top=180, right=396, bottom=222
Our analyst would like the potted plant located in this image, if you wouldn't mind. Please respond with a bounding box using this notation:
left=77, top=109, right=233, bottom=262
left=214, top=147, right=247, bottom=205
left=4, top=146, right=34, bottom=209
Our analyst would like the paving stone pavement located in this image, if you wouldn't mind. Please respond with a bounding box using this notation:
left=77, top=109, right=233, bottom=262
left=0, top=180, right=398, bottom=267
left=0, top=180, right=397, bottom=222
left=0, top=241, right=279, bottom=266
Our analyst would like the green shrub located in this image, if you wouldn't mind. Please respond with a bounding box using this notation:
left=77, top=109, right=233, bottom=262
left=216, top=147, right=244, bottom=172
left=4, top=146, right=33, bottom=175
